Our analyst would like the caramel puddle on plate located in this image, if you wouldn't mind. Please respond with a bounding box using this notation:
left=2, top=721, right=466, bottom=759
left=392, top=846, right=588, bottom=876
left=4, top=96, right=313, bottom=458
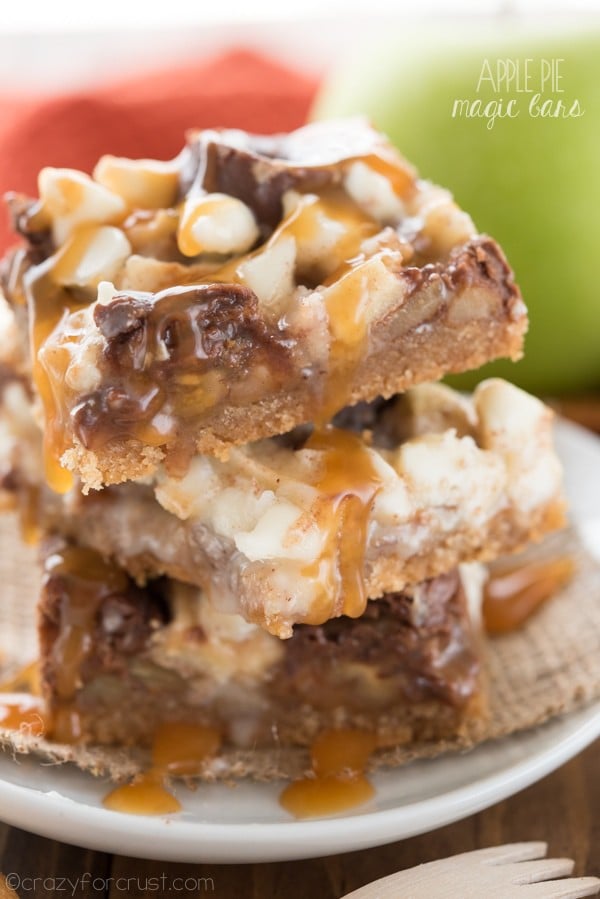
left=280, top=729, right=377, bottom=819
left=0, top=697, right=47, bottom=738
left=301, top=428, right=384, bottom=624
left=483, top=556, right=575, bottom=635
left=103, top=722, right=221, bottom=816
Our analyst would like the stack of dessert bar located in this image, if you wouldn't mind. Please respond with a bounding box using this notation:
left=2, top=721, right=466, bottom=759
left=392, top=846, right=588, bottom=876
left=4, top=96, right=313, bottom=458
left=0, top=120, right=565, bottom=758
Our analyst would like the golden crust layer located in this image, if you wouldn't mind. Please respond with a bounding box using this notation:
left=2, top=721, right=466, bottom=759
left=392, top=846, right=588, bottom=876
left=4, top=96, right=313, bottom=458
left=59, top=236, right=526, bottom=490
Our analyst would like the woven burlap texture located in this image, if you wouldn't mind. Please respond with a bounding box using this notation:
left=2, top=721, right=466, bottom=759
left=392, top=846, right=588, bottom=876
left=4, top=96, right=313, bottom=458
left=0, top=518, right=598, bottom=782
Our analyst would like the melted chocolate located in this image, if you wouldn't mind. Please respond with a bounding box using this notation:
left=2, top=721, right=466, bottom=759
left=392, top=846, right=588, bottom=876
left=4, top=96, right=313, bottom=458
left=181, top=120, right=409, bottom=229
left=72, top=282, right=292, bottom=452
left=4, top=193, right=53, bottom=260
left=39, top=540, right=170, bottom=698
left=277, top=571, right=479, bottom=708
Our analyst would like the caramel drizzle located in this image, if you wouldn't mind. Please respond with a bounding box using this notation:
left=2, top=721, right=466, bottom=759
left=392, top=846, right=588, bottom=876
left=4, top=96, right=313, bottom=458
left=280, top=728, right=377, bottom=819
left=301, top=428, right=384, bottom=624
left=181, top=189, right=382, bottom=420
left=359, top=151, right=414, bottom=196
left=103, top=722, right=220, bottom=816
left=319, top=254, right=380, bottom=421
left=24, top=259, right=85, bottom=493
left=483, top=556, right=574, bottom=635
left=178, top=187, right=380, bottom=288
left=23, top=152, right=410, bottom=491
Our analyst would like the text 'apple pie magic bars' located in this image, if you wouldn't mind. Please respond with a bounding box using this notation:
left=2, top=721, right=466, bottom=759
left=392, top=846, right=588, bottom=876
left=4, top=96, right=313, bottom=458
left=0, top=120, right=566, bottom=800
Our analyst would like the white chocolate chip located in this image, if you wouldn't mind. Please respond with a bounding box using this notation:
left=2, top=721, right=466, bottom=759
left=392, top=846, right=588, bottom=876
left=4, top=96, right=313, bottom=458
left=178, top=193, right=259, bottom=257
left=64, top=350, right=102, bottom=393
left=474, top=379, right=563, bottom=511
left=38, top=167, right=126, bottom=246
left=234, top=499, right=322, bottom=563
left=238, top=235, right=296, bottom=310
left=52, top=226, right=131, bottom=289
left=96, top=280, right=120, bottom=306
left=345, top=160, right=405, bottom=224
left=54, top=305, right=103, bottom=393
left=395, top=431, right=506, bottom=526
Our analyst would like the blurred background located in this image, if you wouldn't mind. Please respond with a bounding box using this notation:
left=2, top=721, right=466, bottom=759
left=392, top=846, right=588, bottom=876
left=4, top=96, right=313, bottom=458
left=1, top=0, right=599, bottom=418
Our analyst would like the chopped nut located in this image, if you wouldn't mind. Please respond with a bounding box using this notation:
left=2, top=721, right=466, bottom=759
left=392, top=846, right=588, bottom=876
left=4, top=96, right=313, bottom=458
left=94, top=156, right=180, bottom=210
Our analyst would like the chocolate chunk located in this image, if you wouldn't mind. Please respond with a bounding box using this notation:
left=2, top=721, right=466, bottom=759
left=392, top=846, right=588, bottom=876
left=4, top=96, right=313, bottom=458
left=95, top=295, right=150, bottom=342
left=278, top=571, right=479, bottom=707
left=4, top=192, right=54, bottom=260
left=38, top=541, right=170, bottom=694
left=402, top=237, right=520, bottom=310
left=94, top=283, right=285, bottom=373
left=72, top=385, right=165, bottom=449
left=73, top=283, right=291, bottom=451
left=95, top=584, right=169, bottom=660
left=182, top=120, right=388, bottom=229
left=332, top=397, right=401, bottom=447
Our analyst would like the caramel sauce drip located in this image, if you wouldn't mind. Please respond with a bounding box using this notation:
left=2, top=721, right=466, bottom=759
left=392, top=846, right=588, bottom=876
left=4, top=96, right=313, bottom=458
left=51, top=225, right=102, bottom=285
left=179, top=188, right=379, bottom=289
left=103, top=771, right=182, bottom=816
left=280, top=729, right=377, bottom=819
left=319, top=257, right=374, bottom=421
left=24, top=151, right=409, bottom=488
left=103, top=722, right=221, bottom=816
left=50, top=704, right=83, bottom=744
left=152, top=721, right=221, bottom=777
left=275, top=189, right=378, bottom=282
left=24, top=257, right=87, bottom=493
left=358, top=152, right=414, bottom=197
left=0, top=698, right=47, bottom=737
left=302, top=428, right=384, bottom=623
left=483, top=556, right=575, bottom=635
left=45, top=546, right=130, bottom=703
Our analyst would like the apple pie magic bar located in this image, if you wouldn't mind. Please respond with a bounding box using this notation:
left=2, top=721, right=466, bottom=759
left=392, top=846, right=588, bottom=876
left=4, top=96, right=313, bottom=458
left=38, top=539, right=485, bottom=749
left=0, top=328, right=564, bottom=637
left=1, top=119, right=526, bottom=492
left=0, top=119, right=568, bottom=785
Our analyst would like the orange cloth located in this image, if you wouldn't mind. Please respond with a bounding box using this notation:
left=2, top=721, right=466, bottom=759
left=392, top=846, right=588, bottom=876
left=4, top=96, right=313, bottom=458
left=0, top=49, right=319, bottom=253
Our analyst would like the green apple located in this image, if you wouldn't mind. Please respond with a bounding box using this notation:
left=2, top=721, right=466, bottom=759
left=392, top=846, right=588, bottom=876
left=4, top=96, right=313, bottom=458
left=314, top=23, right=600, bottom=394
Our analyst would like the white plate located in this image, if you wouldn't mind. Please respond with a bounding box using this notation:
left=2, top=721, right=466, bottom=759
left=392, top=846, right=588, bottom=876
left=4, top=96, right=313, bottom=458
left=0, top=418, right=599, bottom=863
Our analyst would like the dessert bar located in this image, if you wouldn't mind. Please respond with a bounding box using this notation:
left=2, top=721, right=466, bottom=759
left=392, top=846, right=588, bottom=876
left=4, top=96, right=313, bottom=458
left=1, top=120, right=526, bottom=492
left=38, top=539, right=485, bottom=749
left=0, top=334, right=564, bottom=637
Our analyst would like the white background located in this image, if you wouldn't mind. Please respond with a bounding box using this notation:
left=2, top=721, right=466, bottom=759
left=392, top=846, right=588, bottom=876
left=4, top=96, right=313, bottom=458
left=1, top=0, right=600, bottom=31
left=0, top=0, right=599, bottom=92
